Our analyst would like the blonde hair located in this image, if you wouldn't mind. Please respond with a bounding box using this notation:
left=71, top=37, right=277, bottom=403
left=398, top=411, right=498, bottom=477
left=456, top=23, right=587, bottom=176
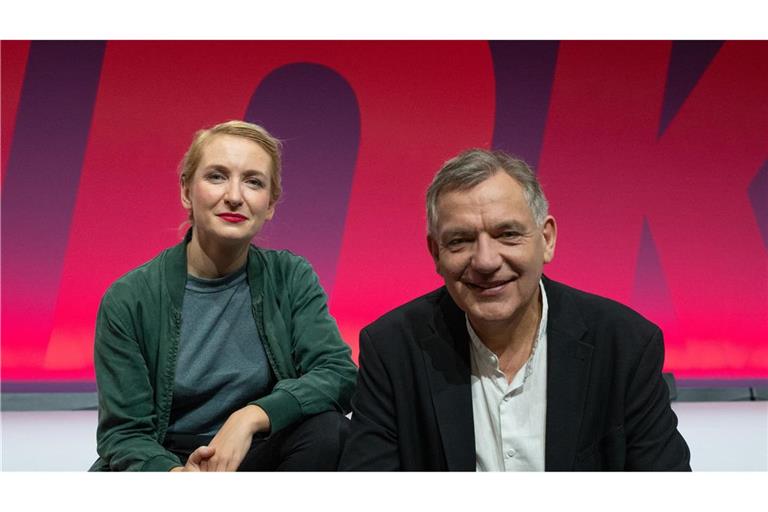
left=179, top=120, right=283, bottom=208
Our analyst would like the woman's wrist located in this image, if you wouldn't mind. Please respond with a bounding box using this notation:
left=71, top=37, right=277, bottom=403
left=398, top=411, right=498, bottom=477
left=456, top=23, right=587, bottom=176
left=238, top=404, right=271, bottom=435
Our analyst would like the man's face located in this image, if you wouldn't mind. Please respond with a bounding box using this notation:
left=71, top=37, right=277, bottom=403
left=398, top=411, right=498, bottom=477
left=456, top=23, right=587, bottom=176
left=428, top=171, right=556, bottom=332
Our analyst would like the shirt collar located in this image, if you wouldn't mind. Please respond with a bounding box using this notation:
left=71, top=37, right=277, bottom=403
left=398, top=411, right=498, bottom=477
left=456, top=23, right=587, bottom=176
left=466, top=280, right=549, bottom=374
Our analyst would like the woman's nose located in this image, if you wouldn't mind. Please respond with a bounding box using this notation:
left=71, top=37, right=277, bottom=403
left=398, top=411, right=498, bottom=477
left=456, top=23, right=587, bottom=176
left=224, top=182, right=243, bottom=207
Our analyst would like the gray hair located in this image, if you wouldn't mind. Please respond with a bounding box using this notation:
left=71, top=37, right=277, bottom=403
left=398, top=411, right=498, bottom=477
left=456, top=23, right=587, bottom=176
left=426, top=148, right=549, bottom=238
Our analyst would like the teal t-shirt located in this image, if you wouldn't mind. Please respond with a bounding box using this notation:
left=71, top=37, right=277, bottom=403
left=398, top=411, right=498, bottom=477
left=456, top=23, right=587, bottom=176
left=166, top=266, right=274, bottom=436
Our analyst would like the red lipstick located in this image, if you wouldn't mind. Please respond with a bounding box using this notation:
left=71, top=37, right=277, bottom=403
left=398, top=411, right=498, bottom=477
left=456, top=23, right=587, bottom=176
left=217, top=213, right=247, bottom=223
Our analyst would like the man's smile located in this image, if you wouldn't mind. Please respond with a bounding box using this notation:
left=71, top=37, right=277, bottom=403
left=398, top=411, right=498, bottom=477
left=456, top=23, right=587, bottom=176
left=463, top=277, right=516, bottom=295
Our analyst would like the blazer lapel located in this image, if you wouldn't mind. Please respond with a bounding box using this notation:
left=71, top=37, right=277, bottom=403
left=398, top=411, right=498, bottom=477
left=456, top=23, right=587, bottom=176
left=544, top=278, right=593, bottom=470
left=419, top=280, right=594, bottom=471
left=419, top=290, right=476, bottom=471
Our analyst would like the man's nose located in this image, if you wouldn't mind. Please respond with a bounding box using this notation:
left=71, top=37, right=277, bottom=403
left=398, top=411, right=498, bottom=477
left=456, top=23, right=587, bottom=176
left=470, top=235, right=502, bottom=274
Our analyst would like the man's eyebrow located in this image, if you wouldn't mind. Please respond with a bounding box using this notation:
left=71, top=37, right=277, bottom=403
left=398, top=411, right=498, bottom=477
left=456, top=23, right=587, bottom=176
left=492, top=221, right=528, bottom=232
left=439, top=228, right=475, bottom=240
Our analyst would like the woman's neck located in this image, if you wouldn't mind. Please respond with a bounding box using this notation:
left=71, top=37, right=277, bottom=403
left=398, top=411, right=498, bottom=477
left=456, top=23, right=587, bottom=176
left=186, top=229, right=249, bottom=278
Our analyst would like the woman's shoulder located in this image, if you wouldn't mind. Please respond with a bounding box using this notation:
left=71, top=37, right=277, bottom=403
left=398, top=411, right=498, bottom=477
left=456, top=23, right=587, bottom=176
left=102, top=245, right=177, bottom=305
left=250, top=245, right=313, bottom=274
left=248, top=246, right=320, bottom=297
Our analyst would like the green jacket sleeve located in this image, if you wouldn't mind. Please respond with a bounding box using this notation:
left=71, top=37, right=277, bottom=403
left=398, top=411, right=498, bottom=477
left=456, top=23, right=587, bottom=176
left=93, top=287, right=181, bottom=471
left=253, top=256, right=357, bottom=434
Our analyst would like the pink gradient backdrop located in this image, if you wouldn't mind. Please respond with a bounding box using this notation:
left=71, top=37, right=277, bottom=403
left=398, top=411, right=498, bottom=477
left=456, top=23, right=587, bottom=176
left=2, top=40, right=766, bottom=382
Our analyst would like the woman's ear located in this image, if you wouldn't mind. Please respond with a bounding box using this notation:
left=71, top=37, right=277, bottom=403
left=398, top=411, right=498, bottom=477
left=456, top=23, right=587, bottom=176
left=180, top=176, right=192, bottom=210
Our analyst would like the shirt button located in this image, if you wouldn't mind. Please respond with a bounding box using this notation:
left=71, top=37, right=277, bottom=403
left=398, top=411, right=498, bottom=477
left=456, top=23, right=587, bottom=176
left=506, top=449, right=516, bottom=458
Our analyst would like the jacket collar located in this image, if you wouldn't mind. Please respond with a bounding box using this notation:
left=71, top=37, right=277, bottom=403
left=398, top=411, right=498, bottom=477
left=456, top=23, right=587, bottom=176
left=422, top=276, right=593, bottom=471
left=163, top=229, right=265, bottom=311
left=163, top=230, right=191, bottom=312
left=542, top=275, right=593, bottom=471
left=420, top=288, right=475, bottom=471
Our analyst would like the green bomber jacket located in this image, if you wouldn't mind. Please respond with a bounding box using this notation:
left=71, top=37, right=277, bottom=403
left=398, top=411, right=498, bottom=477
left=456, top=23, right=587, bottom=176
left=90, top=233, right=357, bottom=471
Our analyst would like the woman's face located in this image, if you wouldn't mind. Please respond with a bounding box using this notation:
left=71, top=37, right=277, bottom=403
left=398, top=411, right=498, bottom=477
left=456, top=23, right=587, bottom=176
left=181, top=134, right=275, bottom=246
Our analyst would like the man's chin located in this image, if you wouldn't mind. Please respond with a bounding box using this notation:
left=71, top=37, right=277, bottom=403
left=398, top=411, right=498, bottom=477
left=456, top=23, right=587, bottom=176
left=466, top=305, right=519, bottom=325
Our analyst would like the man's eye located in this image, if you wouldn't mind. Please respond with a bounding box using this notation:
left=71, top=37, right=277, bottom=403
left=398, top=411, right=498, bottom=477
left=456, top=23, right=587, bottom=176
left=447, top=238, right=466, bottom=247
left=501, top=231, right=522, bottom=239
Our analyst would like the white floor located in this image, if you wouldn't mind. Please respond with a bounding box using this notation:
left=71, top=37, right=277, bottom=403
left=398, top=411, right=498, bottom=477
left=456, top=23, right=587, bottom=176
left=2, top=410, right=98, bottom=471
left=1, top=402, right=766, bottom=471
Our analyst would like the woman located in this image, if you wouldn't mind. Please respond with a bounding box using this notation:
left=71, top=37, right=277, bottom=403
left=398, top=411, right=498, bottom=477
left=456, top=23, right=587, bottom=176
left=90, top=120, right=357, bottom=471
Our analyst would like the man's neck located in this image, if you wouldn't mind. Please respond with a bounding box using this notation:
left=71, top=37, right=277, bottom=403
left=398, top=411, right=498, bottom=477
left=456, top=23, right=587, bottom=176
left=186, top=230, right=248, bottom=279
left=470, top=288, right=542, bottom=363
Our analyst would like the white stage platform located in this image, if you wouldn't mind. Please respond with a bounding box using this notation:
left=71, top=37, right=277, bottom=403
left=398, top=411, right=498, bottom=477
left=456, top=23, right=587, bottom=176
left=2, top=402, right=766, bottom=471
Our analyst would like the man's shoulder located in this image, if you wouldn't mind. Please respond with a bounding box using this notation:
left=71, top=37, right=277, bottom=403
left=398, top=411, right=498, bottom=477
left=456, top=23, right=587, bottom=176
left=544, top=276, right=659, bottom=335
left=358, top=287, right=452, bottom=364
left=363, top=287, right=447, bottom=336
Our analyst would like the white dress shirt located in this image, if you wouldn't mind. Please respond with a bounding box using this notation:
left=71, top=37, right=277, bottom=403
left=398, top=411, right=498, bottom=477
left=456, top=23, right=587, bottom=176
left=469, top=280, right=548, bottom=471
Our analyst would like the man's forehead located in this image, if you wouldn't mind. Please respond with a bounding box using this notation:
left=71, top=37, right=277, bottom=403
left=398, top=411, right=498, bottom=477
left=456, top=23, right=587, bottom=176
left=436, top=175, right=532, bottom=221
left=438, top=171, right=525, bottom=201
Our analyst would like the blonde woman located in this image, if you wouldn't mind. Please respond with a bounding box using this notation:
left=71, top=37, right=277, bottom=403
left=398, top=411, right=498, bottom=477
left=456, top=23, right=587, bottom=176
left=91, top=121, right=356, bottom=471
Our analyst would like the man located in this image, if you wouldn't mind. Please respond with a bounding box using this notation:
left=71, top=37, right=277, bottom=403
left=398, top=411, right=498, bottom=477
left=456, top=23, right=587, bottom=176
left=339, top=149, right=690, bottom=471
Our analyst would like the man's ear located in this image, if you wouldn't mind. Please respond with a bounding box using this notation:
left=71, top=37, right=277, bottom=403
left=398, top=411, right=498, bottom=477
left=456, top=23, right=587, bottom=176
left=427, top=235, right=440, bottom=270
left=542, top=215, right=557, bottom=264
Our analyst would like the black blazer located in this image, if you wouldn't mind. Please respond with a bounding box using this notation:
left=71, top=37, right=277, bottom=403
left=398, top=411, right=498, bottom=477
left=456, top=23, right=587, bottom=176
left=340, top=276, right=691, bottom=471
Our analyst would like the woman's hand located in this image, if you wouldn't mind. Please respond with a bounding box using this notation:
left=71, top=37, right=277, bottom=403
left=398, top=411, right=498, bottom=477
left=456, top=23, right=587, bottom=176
left=170, top=445, right=216, bottom=471
left=202, top=405, right=271, bottom=471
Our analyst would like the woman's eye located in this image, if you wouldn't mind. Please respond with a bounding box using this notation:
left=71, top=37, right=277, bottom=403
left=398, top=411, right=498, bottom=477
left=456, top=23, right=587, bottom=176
left=206, top=172, right=225, bottom=182
left=245, top=178, right=264, bottom=188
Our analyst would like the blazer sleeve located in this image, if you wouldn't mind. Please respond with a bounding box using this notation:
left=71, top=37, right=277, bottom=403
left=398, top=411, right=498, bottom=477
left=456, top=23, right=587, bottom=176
left=93, top=289, right=182, bottom=471
left=623, top=328, right=691, bottom=470
left=253, top=257, right=357, bottom=434
left=339, top=328, right=401, bottom=470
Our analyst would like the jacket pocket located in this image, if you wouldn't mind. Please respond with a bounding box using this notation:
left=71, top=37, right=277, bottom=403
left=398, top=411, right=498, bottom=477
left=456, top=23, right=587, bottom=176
left=574, top=425, right=626, bottom=471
